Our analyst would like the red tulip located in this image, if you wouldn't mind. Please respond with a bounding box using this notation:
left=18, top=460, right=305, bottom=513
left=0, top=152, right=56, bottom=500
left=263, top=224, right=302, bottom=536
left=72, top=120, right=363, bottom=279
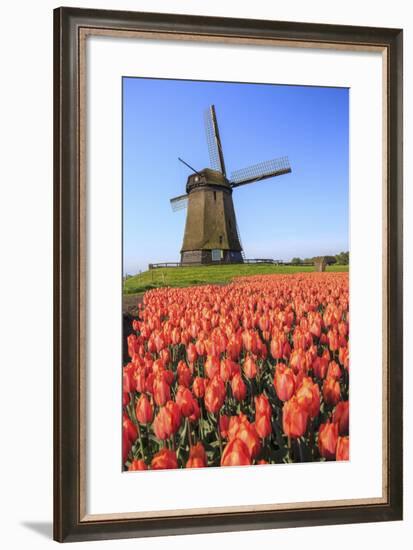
left=165, top=400, right=182, bottom=432
left=323, top=377, right=341, bottom=406
left=205, top=355, right=220, bottom=379
left=318, top=421, right=339, bottom=460
left=282, top=396, right=308, bottom=438
left=151, top=448, right=178, bottom=470
left=186, top=442, right=207, bottom=468
left=221, top=438, right=251, bottom=466
left=243, top=356, right=257, bottom=379
left=255, top=393, right=271, bottom=419
left=231, top=372, right=247, bottom=401
left=296, top=377, right=320, bottom=418
left=255, top=413, right=272, bottom=439
left=274, top=364, right=295, bottom=402
left=175, top=386, right=196, bottom=417
left=186, top=342, right=198, bottom=364
left=153, top=374, right=171, bottom=406
left=192, top=376, right=206, bottom=398
left=333, top=400, right=349, bottom=435
left=327, top=361, right=342, bottom=380
left=135, top=394, right=153, bottom=424
left=336, top=436, right=350, bottom=461
left=123, top=415, right=137, bottom=444
left=152, top=406, right=175, bottom=440
left=128, top=459, right=147, bottom=471
left=204, top=375, right=225, bottom=414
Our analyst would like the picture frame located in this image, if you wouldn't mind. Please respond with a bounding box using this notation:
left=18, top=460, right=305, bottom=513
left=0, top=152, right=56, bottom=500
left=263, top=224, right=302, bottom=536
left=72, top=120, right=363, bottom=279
left=53, top=6, right=403, bottom=543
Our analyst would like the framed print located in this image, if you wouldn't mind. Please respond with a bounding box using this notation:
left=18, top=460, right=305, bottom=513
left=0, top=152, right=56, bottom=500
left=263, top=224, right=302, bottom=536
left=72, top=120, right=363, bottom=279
left=53, top=7, right=403, bottom=543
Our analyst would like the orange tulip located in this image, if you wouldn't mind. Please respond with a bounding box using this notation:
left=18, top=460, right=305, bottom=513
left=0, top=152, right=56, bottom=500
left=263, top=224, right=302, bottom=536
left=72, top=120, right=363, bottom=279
left=128, top=459, right=147, bottom=471
left=123, top=414, right=137, bottom=444
left=221, top=438, right=251, bottom=466
left=282, top=396, right=308, bottom=438
left=327, top=360, right=342, bottom=380
left=152, top=407, right=175, bottom=440
left=135, top=394, right=153, bottom=424
left=192, top=376, right=206, bottom=398
left=243, top=356, right=257, bottom=379
left=175, top=386, right=196, bottom=417
left=186, top=342, right=198, bottom=364
left=274, top=364, right=295, bottom=402
left=323, top=377, right=341, bottom=406
left=336, top=436, right=350, bottom=461
left=153, top=374, right=171, bottom=406
left=231, top=372, right=247, bottom=401
left=204, top=375, right=225, bottom=414
left=318, top=421, right=339, bottom=460
left=296, top=377, right=320, bottom=419
left=186, top=442, right=207, bottom=468
left=205, top=355, right=220, bottom=379
left=151, top=448, right=178, bottom=470
left=333, top=400, right=349, bottom=435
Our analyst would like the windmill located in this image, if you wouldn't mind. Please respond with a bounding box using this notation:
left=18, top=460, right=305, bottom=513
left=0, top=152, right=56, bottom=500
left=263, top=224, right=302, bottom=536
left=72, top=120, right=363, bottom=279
left=170, top=105, right=292, bottom=265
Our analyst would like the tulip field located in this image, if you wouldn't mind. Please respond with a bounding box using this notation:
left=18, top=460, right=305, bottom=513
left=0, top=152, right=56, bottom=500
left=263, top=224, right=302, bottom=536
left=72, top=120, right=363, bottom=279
left=123, top=272, right=349, bottom=471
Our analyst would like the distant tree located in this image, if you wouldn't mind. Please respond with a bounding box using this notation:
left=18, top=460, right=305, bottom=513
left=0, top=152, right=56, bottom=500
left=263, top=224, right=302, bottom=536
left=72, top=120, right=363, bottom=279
left=291, top=257, right=303, bottom=264
left=335, top=251, right=349, bottom=265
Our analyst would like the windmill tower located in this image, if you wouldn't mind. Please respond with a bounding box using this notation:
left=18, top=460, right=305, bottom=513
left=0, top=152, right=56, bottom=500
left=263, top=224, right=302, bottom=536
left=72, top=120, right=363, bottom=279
left=170, top=105, right=291, bottom=265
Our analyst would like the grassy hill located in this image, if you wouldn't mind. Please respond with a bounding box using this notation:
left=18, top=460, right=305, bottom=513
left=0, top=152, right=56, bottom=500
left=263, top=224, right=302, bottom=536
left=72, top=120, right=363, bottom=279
left=123, top=263, right=349, bottom=295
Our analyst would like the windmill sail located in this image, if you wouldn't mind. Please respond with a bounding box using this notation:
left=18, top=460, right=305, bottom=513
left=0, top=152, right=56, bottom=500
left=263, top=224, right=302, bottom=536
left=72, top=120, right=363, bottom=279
left=204, top=105, right=227, bottom=176
left=170, top=194, right=189, bottom=211
left=230, top=156, right=291, bottom=187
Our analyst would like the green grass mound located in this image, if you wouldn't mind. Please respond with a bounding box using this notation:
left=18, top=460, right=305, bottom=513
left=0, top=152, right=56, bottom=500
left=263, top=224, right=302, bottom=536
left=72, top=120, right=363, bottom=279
left=123, top=263, right=348, bottom=295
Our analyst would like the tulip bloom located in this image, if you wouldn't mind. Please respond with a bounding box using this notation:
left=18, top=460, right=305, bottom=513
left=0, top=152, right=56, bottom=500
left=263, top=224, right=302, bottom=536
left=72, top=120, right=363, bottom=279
left=296, top=377, right=320, bottom=419
left=231, top=372, right=247, bottom=401
left=336, top=436, right=350, bottom=461
left=255, top=393, right=271, bottom=418
left=333, top=400, right=349, bottom=435
left=243, top=356, right=257, bottom=379
left=152, top=406, right=175, bottom=440
left=255, top=413, right=272, bottom=439
left=327, top=360, right=342, bottom=380
left=186, top=442, right=207, bottom=468
left=323, top=377, right=341, bottom=406
left=123, top=415, right=137, bottom=444
left=186, top=342, right=198, bottom=364
left=221, top=438, right=251, bottom=466
left=153, top=375, right=171, bottom=406
left=318, top=421, right=339, bottom=460
left=192, top=376, right=206, bottom=398
left=128, top=459, right=147, bottom=471
left=204, top=375, right=226, bottom=414
left=227, top=415, right=261, bottom=458
left=175, top=386, right=196, bottom=417
left=282, top=396, right=308, bottom=438
left=205, top=355, right=220, bottom=379
left=135, top=394, right=153, bottom=425
left=274, top=364, right=295, bottom=402
left=151, top=448, right=178, bottom=470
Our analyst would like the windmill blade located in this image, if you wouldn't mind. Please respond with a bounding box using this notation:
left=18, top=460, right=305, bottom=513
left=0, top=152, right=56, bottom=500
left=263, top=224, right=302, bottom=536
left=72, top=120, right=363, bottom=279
left=170, top=194, right=189, bottom=212
left=230, top=156, right=291, bottom=188
left=204, top=105, right=227, bottom=176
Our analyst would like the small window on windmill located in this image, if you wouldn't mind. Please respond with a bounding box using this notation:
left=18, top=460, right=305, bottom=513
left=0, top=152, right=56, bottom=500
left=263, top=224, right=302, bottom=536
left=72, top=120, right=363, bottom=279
left=212, top=249, right=222, bottom=262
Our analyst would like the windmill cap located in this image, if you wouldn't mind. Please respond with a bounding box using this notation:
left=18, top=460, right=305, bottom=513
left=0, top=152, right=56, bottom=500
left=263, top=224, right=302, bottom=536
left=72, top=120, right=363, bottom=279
left=186, top=168, right=231, bottom=193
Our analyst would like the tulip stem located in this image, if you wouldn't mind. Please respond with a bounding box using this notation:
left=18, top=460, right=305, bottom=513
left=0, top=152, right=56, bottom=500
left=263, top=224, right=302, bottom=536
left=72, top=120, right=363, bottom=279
left=136, top=423, right=145, bottom=461
left=186, top=417, right=193, bottom=448
left=217, top=414, right=223, bottom=457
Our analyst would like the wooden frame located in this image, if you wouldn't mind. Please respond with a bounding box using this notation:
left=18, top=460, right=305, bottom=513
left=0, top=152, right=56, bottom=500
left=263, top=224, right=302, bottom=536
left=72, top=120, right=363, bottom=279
left=53, top=6, right=403, bottom=542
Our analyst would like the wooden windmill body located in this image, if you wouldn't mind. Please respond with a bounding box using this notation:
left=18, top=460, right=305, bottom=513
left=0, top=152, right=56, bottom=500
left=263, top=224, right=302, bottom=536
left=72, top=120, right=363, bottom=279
left=170, top=105, right=292, bottom=265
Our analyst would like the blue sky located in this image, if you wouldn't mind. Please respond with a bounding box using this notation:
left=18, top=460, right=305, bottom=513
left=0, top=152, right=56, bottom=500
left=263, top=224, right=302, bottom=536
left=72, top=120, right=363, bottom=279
left=123, top=77, right=349, bottom=274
